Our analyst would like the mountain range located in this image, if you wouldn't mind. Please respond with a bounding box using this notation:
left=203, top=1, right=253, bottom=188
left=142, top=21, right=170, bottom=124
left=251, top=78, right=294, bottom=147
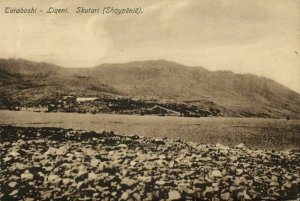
left=1, top=58, right=299, bottom=119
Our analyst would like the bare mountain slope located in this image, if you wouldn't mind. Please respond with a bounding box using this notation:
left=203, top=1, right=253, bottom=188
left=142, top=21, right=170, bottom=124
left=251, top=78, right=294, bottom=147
left=1, top=59, right=299, bottom=118
left=82, top=60, right=300, bottom=118
left=0, top=59, right=121, bottom=104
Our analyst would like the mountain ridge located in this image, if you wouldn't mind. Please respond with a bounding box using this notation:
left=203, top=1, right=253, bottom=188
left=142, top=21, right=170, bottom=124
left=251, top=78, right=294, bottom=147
left=1, top=58, right=299, bottom=119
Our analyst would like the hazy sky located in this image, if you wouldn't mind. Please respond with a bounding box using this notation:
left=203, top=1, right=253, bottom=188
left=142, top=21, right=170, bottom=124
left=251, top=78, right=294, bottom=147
left=0, top=0, right=299, bottom=93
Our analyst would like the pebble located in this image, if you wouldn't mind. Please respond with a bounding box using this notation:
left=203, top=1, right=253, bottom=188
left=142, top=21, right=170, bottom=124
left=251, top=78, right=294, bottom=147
left=1, top=126, right=299, bottom=201
left=168, top=190, right=181, bottom=200
left=9, top=190, right=18, bottom=196
left=283, top=181, right=292, bottom=188
left=3, top=157, right=12, bottom=162
left=21, top=170, right=34, bottom=180
left=270, top=181, right=279, bottom=186
left=48, top=175, right=60, bottom=183
left=209, top=170, right=223, bottom=178
left=90, top=158, right=100, bottom=167
left=133, top=193, right=141, bottom=200
left=221, top=192, right=230, bottom=200
left=117, top=144, right=128, bottom=149
left=138, top=176, right=152, bottom=183
left=121, top=192, right=129, bottom=200
left=10, top=150, right=20, bottom=157
left=236, top=143, right=245, bottom=148
left=88, top=172, right=98, bottom=181
left=121, top=178, right=137, bottom=187
left=130, top=160, right=137, bottom=166
left=271, top=175, right=278, bottom=182
left=76, top=181, right=84, bottom=190
left=156, top=180, right=166, bottom=186
left=8, top=181, right=17, bottom=188
left=169, top=160, right=175, bottom=168
left=236, top=169, right=243, bottom=176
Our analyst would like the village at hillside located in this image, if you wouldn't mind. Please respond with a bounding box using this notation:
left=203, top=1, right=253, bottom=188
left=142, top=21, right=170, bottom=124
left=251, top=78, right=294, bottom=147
left=0, top=95, right=219, bottom=117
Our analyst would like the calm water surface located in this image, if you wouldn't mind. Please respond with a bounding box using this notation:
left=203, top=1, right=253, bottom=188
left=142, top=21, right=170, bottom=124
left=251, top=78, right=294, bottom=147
left=1, top=110, right=299, bottom=150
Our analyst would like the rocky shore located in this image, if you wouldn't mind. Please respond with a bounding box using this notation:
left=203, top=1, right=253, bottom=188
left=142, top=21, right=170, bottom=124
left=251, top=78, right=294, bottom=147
left=1, top=125, right=299, bottom=200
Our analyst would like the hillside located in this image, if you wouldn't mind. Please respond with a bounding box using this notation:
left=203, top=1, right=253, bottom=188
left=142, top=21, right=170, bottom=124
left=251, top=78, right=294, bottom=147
left=0, top=59, right=121, bottom=105
left=82, top=60, right=300, bottom=118
left=1, top=58, right=300, bottom=118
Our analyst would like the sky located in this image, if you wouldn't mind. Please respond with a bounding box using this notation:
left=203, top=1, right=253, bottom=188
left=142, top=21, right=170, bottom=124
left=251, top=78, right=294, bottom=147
left=0, top=0, right=299, bottom=93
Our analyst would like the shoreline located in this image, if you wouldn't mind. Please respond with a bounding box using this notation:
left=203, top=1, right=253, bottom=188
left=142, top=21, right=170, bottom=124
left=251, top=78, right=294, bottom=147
left=1, top=110, right=300, bottom=151
left=1, top=125, right=299, bottom=200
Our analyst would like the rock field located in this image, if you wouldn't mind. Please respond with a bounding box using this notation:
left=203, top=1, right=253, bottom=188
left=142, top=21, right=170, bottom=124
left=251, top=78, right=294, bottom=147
left=0, top=125, right=299, bottom=200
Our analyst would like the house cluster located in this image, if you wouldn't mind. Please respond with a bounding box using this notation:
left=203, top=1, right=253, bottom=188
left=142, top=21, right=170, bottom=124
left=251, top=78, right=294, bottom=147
left=44, top=95, right=212, bottom=117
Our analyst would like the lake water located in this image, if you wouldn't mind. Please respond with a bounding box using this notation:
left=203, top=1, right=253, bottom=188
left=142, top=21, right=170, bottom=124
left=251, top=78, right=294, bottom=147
left=1, top=110, right=299, bottom=150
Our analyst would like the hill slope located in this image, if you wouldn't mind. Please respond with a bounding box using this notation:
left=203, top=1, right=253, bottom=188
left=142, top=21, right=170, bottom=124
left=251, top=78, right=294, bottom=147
left=1, top=58, right=299, bottom=118
left=0, top=59, right=120, bottom=104
left=80, top=60, right=300, bottom=118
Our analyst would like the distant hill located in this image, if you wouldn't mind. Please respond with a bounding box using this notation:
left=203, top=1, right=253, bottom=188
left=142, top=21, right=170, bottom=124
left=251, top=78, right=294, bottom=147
left=1, top=58, right=300, bottom=118
left=0, top=59, right=120, bottom=104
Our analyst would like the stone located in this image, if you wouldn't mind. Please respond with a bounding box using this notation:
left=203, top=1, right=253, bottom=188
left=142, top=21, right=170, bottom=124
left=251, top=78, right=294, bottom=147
left=133, top=193, right=141, bottom=200
left=88, top=172, right=98, bottom=181
left=21, top=170, right=34, bottom=180
left=29, top=182, right=35, bottom=186
left=3, top=157, right=12, bottom=162
left=9, top=190, right=18, bottom=196
left=90, top=158, right=100, bottom=167
left=270, top=181, right=279, bottom=186
left=283, top=181, right=292, bottom=188
left=271, top=175, right=278, bottom=182
left=153, top=138, right=165, bottom=145
left=76, top=181, right=84, bottom=190
left=242, top=163, right=250, bottom=168
left=236, top=169, right=243, bottom=176
left=229, top=186, right=238, bottom=192
left=63, top=178, right=73, bottom=185
left=199, top=157, right=212, bottom=161
left=156, top=159, right=166, bottom=167
left=156, top=180, right=166, bottom=186
left=243, top=190, right=251, bottom=200
left=38, top=172, right=45, bottom=177
left=236, top=143, right=245, bottom=148
left=221, top=192, right=230, bottom=200
left=117, top=144, right=128, bottom=149
left=14, top=162, right=28, bottom=170
left=234, top=177, right=246, bottom=186
left=216, top=143, right=230, bottom=150
left=56, top=146, right=67, bottom=155
left=77, top=168, right=88, bottom=178
left=169, top=160, right=175, bottom=168
left=121, top=192, right=129, bottom=200
left=285, top=174, right=292, bottom=180
left=48, top=175, right=61, bottom=184
left=204, top=187, right=214, bottom=197
left=8, top=181, right=17, bottom=188
left=121, top=178, right=137, bottom=187
left=10, top=150, right=20, bottom=157
left=159, top=154, right=167, bottom=159
left=130, top=160, right=137, bottom=166
left=229, top=156, right=238, bottom=162
left=209, top=170, right=223, bottom=178
left=177, top=182, right=191, bottom=191
left=168, top=190, right=181, bottom=200
left=138, top=176, right=152, bottom=183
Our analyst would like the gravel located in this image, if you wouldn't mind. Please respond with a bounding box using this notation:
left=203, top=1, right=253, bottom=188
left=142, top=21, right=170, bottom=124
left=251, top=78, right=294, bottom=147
left=1, top=125, right=299, bottom=200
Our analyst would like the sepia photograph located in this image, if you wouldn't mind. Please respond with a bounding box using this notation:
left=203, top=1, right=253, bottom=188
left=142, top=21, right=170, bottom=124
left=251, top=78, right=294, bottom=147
left=0, top=0, right=300, bottom=200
